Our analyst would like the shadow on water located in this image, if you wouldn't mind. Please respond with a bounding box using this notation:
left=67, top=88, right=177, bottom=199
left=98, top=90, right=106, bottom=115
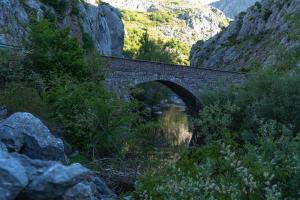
left=131, top=81, right=193, bottom=146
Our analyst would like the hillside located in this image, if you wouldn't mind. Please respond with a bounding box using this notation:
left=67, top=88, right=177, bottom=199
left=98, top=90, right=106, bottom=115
left=191, top=0, right=300, bottom=71
left=210, top=0, right=260, bottom=19
left=103, top=0, right=229, bottom=64
left=0, top=0, right=124, bottom=56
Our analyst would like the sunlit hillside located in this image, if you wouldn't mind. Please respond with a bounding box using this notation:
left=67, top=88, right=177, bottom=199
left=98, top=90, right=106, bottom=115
left=104, top=0, right=229, bottom=64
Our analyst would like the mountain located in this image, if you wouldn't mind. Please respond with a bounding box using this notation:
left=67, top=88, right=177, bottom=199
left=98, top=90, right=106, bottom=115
left=210, top=0, right=260, bottom=19
left=190, top=0, right=300, bottom=71
left=102, top=0, right=229, bottom=64
left=0, top=0, right=124, bottom=56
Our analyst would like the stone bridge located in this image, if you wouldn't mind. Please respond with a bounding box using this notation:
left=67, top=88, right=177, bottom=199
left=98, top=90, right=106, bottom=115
left=103, top=56, right=246, bottom=116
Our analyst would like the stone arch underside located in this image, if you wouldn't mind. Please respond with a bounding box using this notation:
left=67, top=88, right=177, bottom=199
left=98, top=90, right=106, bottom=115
left=105, top=76, right=202, bottom=117
left=156, top=80, right=201, bottom=116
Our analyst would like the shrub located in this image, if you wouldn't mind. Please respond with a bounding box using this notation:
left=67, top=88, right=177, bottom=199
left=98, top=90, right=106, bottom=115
left=0, top=83, right=50, bottom=122
left=134, top=32, right=188, bottom=64
left=0, top=49, right=26, bottom=85
left=192, top=72, right=300, bottom=144
left=27, top=19, right=87, bottom=79
left=46, top=78, right=136, bottom=158
left=149, top=11, right=174, bottom=23
left=137, top=131, right=300, bottom=199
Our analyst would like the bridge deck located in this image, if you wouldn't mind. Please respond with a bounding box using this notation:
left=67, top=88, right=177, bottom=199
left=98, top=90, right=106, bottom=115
left=102, top=56, right=245, bottom=75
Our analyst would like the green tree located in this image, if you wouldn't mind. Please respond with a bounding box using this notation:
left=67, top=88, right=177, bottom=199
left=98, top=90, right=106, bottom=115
left=136, top=32, right=174, bottom=63
left=28, top=19, right=87, bottom=79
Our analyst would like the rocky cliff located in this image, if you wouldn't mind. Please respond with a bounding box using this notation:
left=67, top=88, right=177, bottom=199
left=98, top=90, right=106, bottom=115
left=0, top=0, right=124, bottom=57
left=102, top=0, right=229, bottom=64
left=107, top=0, right=228, bottom=45
left=210, top=0, right=260, bottom=19
left=191, top=0, right=300, bottom=71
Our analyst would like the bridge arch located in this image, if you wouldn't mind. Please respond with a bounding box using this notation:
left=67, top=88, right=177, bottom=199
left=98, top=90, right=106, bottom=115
left=105, top=75, right=202, bottom=116
left=131, top=80, right=202, bottom=117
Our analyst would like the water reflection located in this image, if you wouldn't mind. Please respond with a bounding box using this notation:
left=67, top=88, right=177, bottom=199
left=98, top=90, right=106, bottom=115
left=132, top=82, right=192, bottom=146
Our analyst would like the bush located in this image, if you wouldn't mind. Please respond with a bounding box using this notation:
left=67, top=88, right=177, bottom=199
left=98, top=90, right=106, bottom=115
left=136, top=131, right=300, bottom=199
left=27, top=19, right=87, bottom=79
left=136, top=32, right=173, bottom=63
left=46, top=78, right=136, bottom=158
left=0, top=83, right=50, bottom=121
left=193, top=72, right=300, bottom=144
left=149, top=11, right=174, bottom=23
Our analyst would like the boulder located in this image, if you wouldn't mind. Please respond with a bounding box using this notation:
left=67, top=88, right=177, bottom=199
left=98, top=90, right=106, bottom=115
left=20, top=156, right=115, bottom=200
left=6, top=153, right=116, bottom=200
left=0, top=112, right=116, bottom=199
left=0, top=151, right=28, bottom=200
left=0, top=112, right=67, bottom=164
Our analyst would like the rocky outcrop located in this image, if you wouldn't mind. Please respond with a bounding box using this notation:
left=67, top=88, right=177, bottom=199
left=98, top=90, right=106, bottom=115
left=210, top=0, right=260, bottom=19
left=104, top=0, right=228, bottom=46
left=0, top=112, right=67, bottom=164
left=0, top=152, right=28, bottom=200
left=0, top=0, right=124, bottom=57
left=112, top=0, right=229, bottom=64
left=191, top=0, right=300, bottom=71
left=0, top=112, right=116, bottom=200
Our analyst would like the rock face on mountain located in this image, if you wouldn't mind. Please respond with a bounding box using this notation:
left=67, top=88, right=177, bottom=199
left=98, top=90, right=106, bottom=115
left=0, top=0, right=124, bottom=57
left=0, top=112, right=116, bottom=200
left=191, top=0, right=300, bottom=71
left=106, top=0, right=229, bottom=46
left=210, top=0, right=260, bottom=19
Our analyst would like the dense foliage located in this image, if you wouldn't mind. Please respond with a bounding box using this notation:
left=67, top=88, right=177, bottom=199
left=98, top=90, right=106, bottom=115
left=134, top=32, right=178, bottom=63
left=47, top=78, right=136, bottom=157
left=122, top=10, right=190, bottom=65
left=0, top=19, right=135, bottom=158
left=28, top=19, right=87, bottom=79
left=136, top=72, right=300, bottom=199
